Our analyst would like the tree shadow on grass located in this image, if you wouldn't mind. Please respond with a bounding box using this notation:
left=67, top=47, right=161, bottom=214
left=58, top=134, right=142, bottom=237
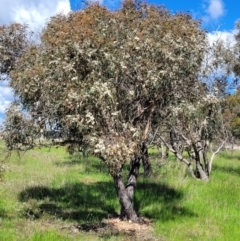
left=135, top=181, right=196, bottom=221
left=19, top=181, right=117, bottom=223
left=18, top=180, right=196, bottom=225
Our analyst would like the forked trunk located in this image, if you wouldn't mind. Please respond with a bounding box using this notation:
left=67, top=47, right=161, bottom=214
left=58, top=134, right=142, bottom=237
left=193, top=144, right=209, bottom=181
left=113, top=159, right=140, bottom=222
left=114, top=175, right=139, bottom=222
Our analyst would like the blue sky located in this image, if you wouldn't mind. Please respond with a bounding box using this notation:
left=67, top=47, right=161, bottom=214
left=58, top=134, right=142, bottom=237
left=0, top=0, right=239, bottom=123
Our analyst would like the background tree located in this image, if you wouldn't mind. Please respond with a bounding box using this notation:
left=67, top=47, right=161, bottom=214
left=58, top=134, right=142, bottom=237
left=223, top=20, right=240, bottom=140
left=157, top=91, right=229, bottom=180
left=0, top=23, right=30, bottom=176
left=155, top=32, right=239, bottom=180
left=3, top=1, right=206, bottom=222
left=223, top=88, right=240, bottom=139
left=0, top=23, right=29, bottom=79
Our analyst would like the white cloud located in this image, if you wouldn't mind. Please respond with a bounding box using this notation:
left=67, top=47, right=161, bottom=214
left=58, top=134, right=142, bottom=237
left=0, top=80, right=13, bottom=115
left=0, top=0, right=71, bottom=29
left=202, top=0, right=225, bottom=23
left=206, top=0, right=224, bottom=20
left=207, top=29, right=237, bottom=46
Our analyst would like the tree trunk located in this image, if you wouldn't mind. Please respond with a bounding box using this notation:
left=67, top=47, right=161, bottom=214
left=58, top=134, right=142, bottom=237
left=141, top=142, right=152, bottom=176
left=113, top=173, right=139, bottom=222
left=202, top=150, right=209, bottom=177
left=159, top=135, right=197, bottom=179
left=113, top=158, right=141, bottom=222
left=196, top=161, right=209, bottom=180
left=193, top=144, right=209, bottom=181
left=160, top=141, right=165, bottom=159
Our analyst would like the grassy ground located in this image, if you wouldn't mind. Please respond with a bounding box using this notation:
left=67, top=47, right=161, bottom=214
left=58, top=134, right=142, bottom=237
left=1, top=141, right=240, bottom=241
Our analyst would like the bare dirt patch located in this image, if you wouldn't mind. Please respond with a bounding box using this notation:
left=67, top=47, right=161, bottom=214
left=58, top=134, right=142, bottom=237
left=74, top=217, right=161, bottom=241
left=104, top=217, right=152, bottom=233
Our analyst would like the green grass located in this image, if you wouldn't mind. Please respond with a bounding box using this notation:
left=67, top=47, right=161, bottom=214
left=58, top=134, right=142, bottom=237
left=1, top=141, right=240, bottom=240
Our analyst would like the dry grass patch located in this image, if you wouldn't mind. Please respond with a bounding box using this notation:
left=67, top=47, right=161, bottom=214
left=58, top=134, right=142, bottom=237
left=74, top=217, right=160, bottom=241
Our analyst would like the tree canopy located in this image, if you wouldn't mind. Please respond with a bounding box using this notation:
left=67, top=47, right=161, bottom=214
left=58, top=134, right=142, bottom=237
left=8, top=2, right=206, bottom=157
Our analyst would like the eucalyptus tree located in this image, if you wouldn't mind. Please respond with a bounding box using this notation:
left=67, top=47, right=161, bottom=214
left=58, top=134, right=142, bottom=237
left=220, top=20, right=240, bottom=140
left=0, top=23, right=29, bottom=79
left=0, top=23, right=31, bottom=175
left=3, top=1, right=206, bottom=222
left=157, top=90, right=230, bottom=180
left=156, top=31, right=239, bottom=180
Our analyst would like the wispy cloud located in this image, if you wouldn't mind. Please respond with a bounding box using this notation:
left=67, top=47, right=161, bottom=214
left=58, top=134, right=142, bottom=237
left=207, top=0, right=224, bottom=20
left=202, top=0, right=226, bottom=25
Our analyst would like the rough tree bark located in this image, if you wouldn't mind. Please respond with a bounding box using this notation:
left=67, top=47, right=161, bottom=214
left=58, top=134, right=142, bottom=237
left=113, top=158, right=140, bottom=222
